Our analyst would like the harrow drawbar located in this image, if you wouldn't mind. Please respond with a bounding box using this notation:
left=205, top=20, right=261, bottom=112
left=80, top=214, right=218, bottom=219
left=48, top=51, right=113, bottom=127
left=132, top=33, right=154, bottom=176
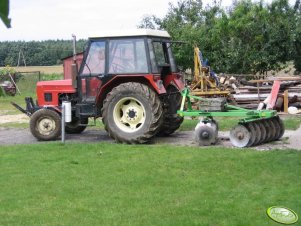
left=177, top=88, right=285, bottom=148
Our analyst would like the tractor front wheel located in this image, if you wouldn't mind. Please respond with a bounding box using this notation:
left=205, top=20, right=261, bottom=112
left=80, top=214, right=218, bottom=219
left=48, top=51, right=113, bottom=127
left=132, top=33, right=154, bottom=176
left=30, top=108, right=61, bottom=141
left=102, top=82, right=163, bottom=144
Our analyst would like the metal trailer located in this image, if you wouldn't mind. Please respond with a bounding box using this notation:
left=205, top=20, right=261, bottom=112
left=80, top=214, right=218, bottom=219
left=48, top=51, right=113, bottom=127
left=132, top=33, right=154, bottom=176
left=177, top=88, right=285, bottom=147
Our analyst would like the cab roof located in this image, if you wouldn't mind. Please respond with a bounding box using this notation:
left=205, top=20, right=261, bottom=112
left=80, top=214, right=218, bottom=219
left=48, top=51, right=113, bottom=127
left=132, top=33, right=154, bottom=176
left=89, top=29, right=170, bottom=39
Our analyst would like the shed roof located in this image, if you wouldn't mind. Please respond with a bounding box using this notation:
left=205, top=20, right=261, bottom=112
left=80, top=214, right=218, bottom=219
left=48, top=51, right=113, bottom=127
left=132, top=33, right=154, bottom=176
left=61, top=52, right=83, bottom=61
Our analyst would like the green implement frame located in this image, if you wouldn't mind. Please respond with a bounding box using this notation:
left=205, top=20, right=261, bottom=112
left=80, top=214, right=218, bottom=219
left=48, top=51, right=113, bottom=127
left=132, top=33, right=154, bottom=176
left=177, top=88, right=277, bottom=123
left=177, top=88, right=284, bottom=147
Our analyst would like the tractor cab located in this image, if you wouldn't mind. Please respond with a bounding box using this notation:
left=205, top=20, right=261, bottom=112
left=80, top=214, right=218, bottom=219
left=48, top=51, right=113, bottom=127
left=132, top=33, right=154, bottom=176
left=75, top=30, right=181, bottom=117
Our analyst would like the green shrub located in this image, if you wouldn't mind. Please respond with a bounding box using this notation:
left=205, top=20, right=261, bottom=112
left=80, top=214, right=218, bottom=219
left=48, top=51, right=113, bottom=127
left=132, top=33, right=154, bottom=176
left=41, top=73, right=63, bottom=81
left=0, top=86, right=6, bottom=97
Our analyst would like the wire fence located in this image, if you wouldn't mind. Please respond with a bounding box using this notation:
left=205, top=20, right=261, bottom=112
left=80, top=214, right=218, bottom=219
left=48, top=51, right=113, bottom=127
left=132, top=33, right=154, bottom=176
left=0, top=71, right=63, bottom=96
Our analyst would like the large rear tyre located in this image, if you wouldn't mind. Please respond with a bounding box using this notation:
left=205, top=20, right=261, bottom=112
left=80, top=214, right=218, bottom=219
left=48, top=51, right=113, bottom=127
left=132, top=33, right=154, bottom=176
left=157, top=85, right=184, bottom=136
left=30, top=108, right=61, bottom=141
left=65, top=117, right=88, bottom=134
left=102, top=82, right=163, bottom=144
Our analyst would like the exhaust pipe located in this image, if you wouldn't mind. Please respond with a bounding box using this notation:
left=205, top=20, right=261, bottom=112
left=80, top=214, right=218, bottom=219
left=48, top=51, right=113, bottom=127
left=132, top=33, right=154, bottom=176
left=71, top=34, right=78, bottom=89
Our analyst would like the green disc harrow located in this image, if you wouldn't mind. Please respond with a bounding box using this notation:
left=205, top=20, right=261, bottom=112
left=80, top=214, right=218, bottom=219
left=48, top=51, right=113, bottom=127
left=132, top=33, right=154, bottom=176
left=177, top=88, right=285, bottom=148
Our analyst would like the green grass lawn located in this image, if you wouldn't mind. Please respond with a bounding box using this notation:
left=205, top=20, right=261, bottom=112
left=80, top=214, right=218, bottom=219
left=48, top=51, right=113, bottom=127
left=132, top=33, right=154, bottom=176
left=0, top=143, right=300, bottom=226
left=0, top=94, right=34, bottom=115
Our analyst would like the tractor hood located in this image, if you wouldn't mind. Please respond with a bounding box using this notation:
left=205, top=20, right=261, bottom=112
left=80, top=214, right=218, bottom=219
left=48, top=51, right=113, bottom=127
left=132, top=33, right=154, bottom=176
left=37, top=79, right=76, bottom=91
left=36, top=79, right=76, bottom=106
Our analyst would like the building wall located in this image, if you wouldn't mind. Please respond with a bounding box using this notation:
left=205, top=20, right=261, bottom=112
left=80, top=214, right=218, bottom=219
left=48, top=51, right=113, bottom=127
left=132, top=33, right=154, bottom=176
left=63, top=53, right=84, bottom=79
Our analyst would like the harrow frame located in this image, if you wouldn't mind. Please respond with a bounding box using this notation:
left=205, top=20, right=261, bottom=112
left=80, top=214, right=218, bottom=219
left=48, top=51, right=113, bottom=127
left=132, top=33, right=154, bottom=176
left=177, top=88, right=284, bottom=147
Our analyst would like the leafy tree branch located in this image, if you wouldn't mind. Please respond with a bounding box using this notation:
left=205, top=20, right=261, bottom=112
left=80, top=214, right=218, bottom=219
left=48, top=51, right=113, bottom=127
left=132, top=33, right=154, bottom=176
left=0, top=0, right=11, bottom=28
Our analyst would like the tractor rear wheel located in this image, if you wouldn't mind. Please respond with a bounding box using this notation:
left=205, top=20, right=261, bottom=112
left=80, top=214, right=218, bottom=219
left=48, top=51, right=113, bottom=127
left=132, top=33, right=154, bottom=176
left=65, top=117, right=88, bottom=134
left=30, top=108, right=61, bottom=141
left=157, top=85, right=183, bottom=136
left=102, top=82, right=163, bottom=144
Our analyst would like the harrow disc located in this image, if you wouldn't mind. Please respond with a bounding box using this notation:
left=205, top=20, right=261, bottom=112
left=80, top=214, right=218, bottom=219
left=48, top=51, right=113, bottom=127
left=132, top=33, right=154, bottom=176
left=255, top=121, right=267, bottom=145
left=274, top=116, right=285, bottom=140
left=245, top=122, right=257, bottom=147
left=210, top=119, right=219, bottom=137
left=229, top=116, right=284, bottom=148
left=270, top=117, right=281, bottom=141
left=262, top=119, right=273, bottom=143
left=195, top=121, right=217, bottom=146
left=250, top=122, right=261, bottom=146
left=229, top=124, right=252, bottom=148
left=267, top=118, right=277, bottom=142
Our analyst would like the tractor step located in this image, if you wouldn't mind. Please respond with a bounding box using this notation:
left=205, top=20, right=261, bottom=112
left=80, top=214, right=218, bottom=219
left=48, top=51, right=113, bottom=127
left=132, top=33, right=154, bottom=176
left=78, top=117, right=97, bottom=127
left=76, top=103, right=97, bottom=117
left=78, top=113, right=93, bottom=116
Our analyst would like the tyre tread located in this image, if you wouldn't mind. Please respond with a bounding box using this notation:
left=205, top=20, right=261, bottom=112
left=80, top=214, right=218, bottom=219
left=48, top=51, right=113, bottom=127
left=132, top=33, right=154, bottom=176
left=101, top=82, right=163, bottom=144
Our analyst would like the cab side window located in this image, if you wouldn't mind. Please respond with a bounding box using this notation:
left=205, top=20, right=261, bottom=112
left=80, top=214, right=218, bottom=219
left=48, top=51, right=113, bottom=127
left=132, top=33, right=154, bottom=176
left=109, top=39, right=148, bottom=74
left=83, top=41, right=105, bottom=75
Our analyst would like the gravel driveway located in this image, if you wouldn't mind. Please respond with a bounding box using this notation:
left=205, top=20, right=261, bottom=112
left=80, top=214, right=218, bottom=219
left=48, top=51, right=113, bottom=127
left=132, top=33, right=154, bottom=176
left=0, top=126, right=300, bottom=150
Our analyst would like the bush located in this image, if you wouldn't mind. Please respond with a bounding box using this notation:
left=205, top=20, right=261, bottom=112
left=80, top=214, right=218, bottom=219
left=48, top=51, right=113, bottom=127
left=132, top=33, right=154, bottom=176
left=41, top=73, right=63, bottom=81
left=293, top=54, right=301, bottom=73
left=0, top=86, right=6, bottom=97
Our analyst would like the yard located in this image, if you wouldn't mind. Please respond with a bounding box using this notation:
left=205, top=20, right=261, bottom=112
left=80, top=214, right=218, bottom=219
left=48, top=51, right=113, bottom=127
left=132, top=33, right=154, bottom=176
left=0, top=143, right=300, bottom=226
left=0, top=69, right=301, bottom=225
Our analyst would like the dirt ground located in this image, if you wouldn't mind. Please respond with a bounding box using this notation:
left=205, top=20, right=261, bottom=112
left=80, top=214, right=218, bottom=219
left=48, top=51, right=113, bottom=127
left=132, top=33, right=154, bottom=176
left=0, top=114, right=300, bottom=150
left=0, top=113, right=29, bottom=124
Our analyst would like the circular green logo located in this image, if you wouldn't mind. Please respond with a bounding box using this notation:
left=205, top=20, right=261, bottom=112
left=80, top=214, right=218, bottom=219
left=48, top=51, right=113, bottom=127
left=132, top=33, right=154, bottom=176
left=267, top=206, right=298, bottom=224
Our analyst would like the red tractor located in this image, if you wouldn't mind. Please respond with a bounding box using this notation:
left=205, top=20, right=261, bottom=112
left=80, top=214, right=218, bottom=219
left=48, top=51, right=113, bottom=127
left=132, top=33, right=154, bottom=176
left=15, top=30, right=185, bottom=143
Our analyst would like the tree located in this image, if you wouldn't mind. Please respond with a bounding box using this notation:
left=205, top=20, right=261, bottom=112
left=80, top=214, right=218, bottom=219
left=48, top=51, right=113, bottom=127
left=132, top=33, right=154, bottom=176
left=0, top=40, right=86, bottom=66
left=139, top=0, right=210, bottom=70
left=138, top=0, right=300, bottom=74
left=293, top=0, right=301, bottom=72
left=0, top=0, right=11, bottom=28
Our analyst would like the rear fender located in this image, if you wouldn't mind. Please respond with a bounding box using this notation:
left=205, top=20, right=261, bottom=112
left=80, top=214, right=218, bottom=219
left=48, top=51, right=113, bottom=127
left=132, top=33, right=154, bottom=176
left=95, top=75, right=166, bottom=110
left=163, top=73, right=185, bottom=91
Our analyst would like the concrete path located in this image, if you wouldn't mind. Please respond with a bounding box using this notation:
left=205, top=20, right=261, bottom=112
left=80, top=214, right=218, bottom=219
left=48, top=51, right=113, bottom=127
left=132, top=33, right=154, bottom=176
left=0, top=127, right=300, bottom=150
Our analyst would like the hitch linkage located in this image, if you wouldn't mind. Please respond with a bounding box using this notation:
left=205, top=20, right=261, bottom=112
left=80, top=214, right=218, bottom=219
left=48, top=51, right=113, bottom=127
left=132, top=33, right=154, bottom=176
left=11, top=97, right=37, bottom=117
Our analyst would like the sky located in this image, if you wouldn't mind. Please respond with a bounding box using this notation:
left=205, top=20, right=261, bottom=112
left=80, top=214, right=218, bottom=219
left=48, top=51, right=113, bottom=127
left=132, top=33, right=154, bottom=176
left=0, top=0, right=178, bottom=41
left=0, top=0, right=296, bottom=41
left=0, top=0, right=234, bottom=41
